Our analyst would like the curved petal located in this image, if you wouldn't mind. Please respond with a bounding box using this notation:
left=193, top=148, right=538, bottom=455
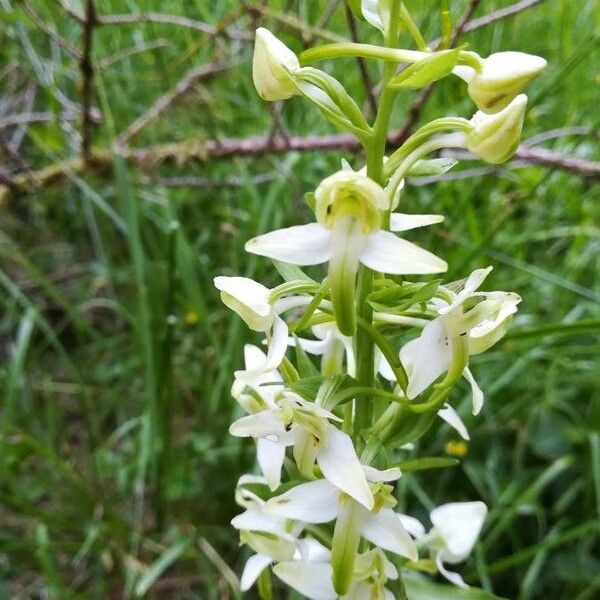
left=360, top=230, right=447, bottom=275
left=296, top=538, right=332, bottom=562
left=362, top=465, right=402, bottom=483
left=438, top=404, right=470, bottom=441
left=430, top=501, right=487, bottom=563
left=401, top=318, right=453, bottom=399
left=257, top=437, right=285, bottom=491
left=229, top=410, right=286, bottom=439
left=240, top=553, right=272, bottom=591
left=317, top=425, right=374, bottom=510
left=231, top=509, right=288, bottom=536
left=463, top=367, right=483, bottom=416
left=214, top=276, right=273, bottom=331
left=436, top=553, right=468, bottom=588
left=266, top=479, right=339, bottom=524
left=273, top=561, right=337, bottom=600
left=245, top=223, right=331, bottom=266
left=390, top=213, right=444, bottom=232
left=398, top=514, right=426, bottom=539
left=361, top=508, right=418, bottom=561
left=288, top=335, right=331, bottom=356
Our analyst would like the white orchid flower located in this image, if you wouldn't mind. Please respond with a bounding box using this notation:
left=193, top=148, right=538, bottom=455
left=230, top=392, right=373, bottom=507
left=266, top=466, right=417, bottom=594
left=454, top=51, right=546, bottom=113
left=467, top=94, right=527, bottom=164
left=252, top=27, right=300, bottom=101
left=400, top=267, right=521, bottom=412
left=246, top=170, right=446, bottom=335
left=429, top=501, right=488, bottom=587
left=274, top=547, right=398, bottom=600
left=231, top=475, right=303, bottom=591
left=289, top=315, right=356, bottom=377
left=214, top=275, right=312, bottom=380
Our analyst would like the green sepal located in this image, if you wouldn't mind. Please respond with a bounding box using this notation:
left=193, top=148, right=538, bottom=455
left=388, top=48, right=460, bottom=89
left=408, top=157, right=458, bottom=176
left=368, top=279, right=441, bottom=314
left=293, top=334, right=321, bottom=378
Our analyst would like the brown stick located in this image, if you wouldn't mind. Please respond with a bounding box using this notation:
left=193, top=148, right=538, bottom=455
left=462, top=0, right=546, bottom=34
left=1, top=130, right=598, bottom=203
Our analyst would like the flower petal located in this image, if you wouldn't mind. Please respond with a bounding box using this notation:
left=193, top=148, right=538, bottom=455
left=362, top=464, right=402, bottom=483
left=317, top=425, right=374, bottom=510
left=401, top=318, right=453, bottom=399
left=436, top=553, right=468, bottom=588
left=257, top=437, right=285, bottom=491
left=296, top=538, right=332, bottom=562
left=361, top=508, right=418, bottom=561
left=360, top=230, right=447, bottom=275
left=437, top=404, right=470, bottom=441
left=430, top=501, right=487, bottom=563
left=390, top=213, right=444, bottom=232
left=273, top=561, right=337, bottom=600
left=266, top=479, right=340, bottom=523
left=231, top=509, right=289, bottom=536
left=398, top=514, right=426, bottom=539
left=463, top=367, right=484, bottom=416
left=240, top=553, right=273, bottom=591
left=214, top=276, right=273, bottom=331
left=229, top=410, right=286, bottom=439
left=245, top=223, right=331, bottom=266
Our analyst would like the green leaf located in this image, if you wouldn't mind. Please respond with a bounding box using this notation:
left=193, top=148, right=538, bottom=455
left=389, top=49, right=460, bottom=89
left=293, top=335, right=321, bottom=378
left=286, top=376, right=325, bottom=401
left=273, top=261, right=315, bottom=283
left=368, top=280, right=440, bottom=314
left=404, top=573, right=508, bottom=600
left=397, top=456, right=459, bottom=472
left=408, top=158, right=458, bottom=177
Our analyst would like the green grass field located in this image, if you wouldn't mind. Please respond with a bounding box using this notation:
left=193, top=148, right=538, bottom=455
left=1, top=1, right=599, bottom=598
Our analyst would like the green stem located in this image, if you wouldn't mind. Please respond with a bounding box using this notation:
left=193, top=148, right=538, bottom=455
left=354, top=4, right=402, bottom=438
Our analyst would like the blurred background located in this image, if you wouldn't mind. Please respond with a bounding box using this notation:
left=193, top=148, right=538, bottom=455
left=0, top=0, right=599, bottom=598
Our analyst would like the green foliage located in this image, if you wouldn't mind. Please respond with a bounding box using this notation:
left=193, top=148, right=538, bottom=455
left=0, top=0, right=598, bottom=598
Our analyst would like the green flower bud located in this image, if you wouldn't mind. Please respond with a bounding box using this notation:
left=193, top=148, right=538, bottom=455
left=458, top=51, right=546, bottom=113
left=467, top=94, right=527, bottom=164
left=252, top=28, right=299, bottom=101
left=314, top=170, right=387, bottom=233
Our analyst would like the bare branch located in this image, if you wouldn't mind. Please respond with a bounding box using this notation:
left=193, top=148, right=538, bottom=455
left=96, top=12, right=251, bottom=41
left=98, top=39, right=169, bottom=70
left=139, top=173, right=275, bottom=189
left=522, top=126, right=594, bottom=147
left=0, top=111, right=53, bottom=130
left=462, top=0, right=546, bottom=34
left=116, top=61, right=235, bottom=146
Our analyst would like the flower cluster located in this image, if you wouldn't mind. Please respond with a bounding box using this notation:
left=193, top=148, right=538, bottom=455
left=216, top=3, right=544, bottom=597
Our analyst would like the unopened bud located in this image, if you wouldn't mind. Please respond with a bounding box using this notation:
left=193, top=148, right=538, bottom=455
left=252, top=28, right=299, bottom=101
left=467, top=94, right=527, bottom=164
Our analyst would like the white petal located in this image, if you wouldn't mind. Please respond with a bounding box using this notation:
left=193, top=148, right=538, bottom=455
left=214, top=275, right=273, bottom=331
left=288, top=334, right=331, bottom=356
left=362, top=464, right=402, bottom=483
left=390, top=213, right=444, bottom=232
left=273, top=561, right=337, bottom=600
left=437, top=404, right=470, bottom=441
left=266, top=479, right=340, bottom=524
left=317, top=425, right=374, bottom=510
left=460, top=267, right=493, bottom=299
left=240, top=553, right=272, bottom=591
left=245, top=223, right=331, bottom=266
left=430, top=501, right=487, bottom=563
left=361, top=508, right=418, bottom=561
left=235, top=316, right=289, bottom=382
left=401, top=318, right=453, bottom=399
left=463, top=367, right=484, bottom=416
left=360, top=230, right=447, bottom=275
left=398, top=514, right=426, bottom=539
left=229, top=410, right=285, bottom=439
left=231, top=509, right=288, bottom=535
left=436, top=553, right=468, bottom=588
left=296, top=538, right=332, bottom=562
left=243, top=344, right=269, bottom=371
left=257, top=437, right=285, bottom=491
left=378, top=354, right=396, bottom=382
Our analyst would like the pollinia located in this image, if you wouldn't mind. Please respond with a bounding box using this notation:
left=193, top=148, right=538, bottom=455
left=215, top=3, right=546, bottom=598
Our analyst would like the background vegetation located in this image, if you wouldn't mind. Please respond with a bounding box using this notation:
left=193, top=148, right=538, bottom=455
left=0, top=0, right=599, bottom=598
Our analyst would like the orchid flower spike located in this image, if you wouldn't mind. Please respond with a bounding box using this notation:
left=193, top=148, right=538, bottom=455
left=399, top=267, right=520, bottom=413
left=252, top=28, right=300, bottom=101
left=429, top=501, right=488, bottom=587
left=455, top=51, right=547, bottom=113
left=246, top=170, right=446, bottom=335
left=266, top=465, right=417, bottom=594
left=467, top=94, right=528, bottom=164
